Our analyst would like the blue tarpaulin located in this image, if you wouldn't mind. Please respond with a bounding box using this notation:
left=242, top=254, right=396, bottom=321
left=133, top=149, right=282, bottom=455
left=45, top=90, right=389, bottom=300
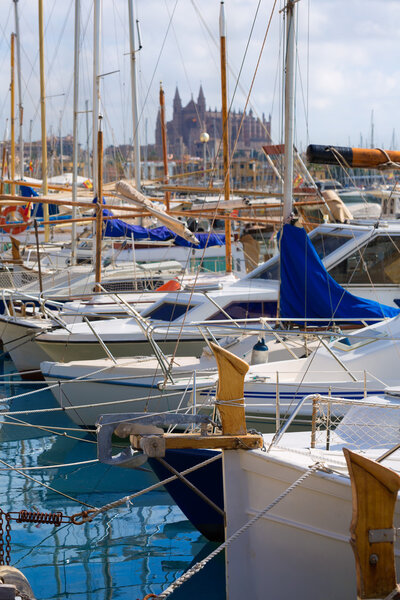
left=95, top=200, right=225, bottom=248
left=20, top=185, right=60, bottom=216
left=279, top=224, right=400, bottom=321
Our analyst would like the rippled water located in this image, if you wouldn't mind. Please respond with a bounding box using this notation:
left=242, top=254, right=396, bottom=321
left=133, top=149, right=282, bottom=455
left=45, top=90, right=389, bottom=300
left=0, top=356, right=224, bottom=599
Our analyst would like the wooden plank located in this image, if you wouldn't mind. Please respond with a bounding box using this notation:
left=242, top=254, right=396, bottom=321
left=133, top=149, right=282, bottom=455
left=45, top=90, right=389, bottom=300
left=262, top=144, right=285, bottom=155
left=344, top=448, right=400, bottom=599
left=130, top=432, right=263, bottom=450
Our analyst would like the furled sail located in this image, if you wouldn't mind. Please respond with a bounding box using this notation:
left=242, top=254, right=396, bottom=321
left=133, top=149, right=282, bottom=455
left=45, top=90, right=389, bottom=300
left=279, top=224, right=400, bottom=321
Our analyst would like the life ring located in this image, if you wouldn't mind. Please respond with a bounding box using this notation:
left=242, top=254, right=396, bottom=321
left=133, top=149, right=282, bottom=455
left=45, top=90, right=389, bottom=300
left=0, top=205, right=29, bottom=235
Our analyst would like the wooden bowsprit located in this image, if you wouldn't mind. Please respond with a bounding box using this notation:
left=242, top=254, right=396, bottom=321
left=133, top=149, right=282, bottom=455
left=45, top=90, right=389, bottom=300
left=344, top=448, right=400, bottom=599
left=128, top=342, right=262, bottom=453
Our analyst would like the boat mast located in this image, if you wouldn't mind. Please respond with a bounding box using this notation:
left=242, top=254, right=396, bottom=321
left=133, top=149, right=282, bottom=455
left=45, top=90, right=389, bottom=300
left=92, top=0, right=101, bottom=197
left=159, top=83, right=170, bottom=211
left=71, top=0, right=81, bottom=266
left=282, top=0, right=296, bottom=223
left=219, top=1, right=232, bottom=273
left=95, top=119, right=103, bottom=291
left=13, top=0, right=23, bottom=180
left=128, top=0, right=141, bottom=193
left=38, top=0, right=49, bottom=241
left=10, top=33, right=15, bottom=197
left=59, top=111, right=63, bottom=175
left=85, top=99, right=90, bottom=178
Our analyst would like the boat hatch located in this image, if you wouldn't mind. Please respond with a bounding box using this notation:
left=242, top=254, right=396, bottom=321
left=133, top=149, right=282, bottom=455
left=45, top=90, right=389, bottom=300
left=333, top=332, right=385, bottom=352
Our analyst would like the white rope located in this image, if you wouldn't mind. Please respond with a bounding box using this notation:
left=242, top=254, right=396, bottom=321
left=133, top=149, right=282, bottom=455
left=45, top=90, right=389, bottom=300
left=384, top=584, right=400, bottom=600
left=0, top=457, right=95, bottom=509
left=214, top=397, right=245, bottom=407
left=154, top=462, right=321, bottom=599
left=0, top=458, right=98, bottom=471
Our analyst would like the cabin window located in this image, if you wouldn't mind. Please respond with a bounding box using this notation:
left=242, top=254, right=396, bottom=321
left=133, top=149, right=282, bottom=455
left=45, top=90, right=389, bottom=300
left=210, top=300, right=277, bottom=320
left=146, top=302, right=194, bottom=321
left=309, top=231, right=354, bottom=259
left=329, top=235, right=400, bottom=284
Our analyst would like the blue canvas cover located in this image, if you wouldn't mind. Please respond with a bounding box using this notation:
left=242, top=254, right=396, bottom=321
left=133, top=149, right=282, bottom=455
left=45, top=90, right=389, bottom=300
left=96, top=200, right=225, bottom=248
left=279, top=224, right=399, bottom=321
left=20, top=184, right=60, bottom=216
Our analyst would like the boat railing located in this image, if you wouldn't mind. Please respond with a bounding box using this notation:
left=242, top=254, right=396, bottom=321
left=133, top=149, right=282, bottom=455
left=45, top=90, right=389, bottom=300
left=0, top=287, right=68, bottom=326
left=94, top=284, right=174, bottom=383
left=145, top=316, right=391, bottom=341
left=270, top=391, right=400, bottom=455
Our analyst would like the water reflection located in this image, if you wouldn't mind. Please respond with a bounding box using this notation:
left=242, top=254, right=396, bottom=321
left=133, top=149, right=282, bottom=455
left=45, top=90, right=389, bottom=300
left=0, top=357, right=223, bottom=599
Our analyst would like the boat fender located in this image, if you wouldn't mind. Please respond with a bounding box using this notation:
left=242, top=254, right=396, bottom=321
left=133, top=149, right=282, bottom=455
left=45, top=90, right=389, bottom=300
left=155, top=279, right=181, bottom=292
left=250, top=337, right=269, bottom=365
left=0, top=565, right=36, bottom=599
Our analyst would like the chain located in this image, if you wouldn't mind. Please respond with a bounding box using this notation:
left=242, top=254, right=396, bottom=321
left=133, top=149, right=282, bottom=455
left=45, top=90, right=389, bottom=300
left=0, top=509, right=4, bottom=566
left=5, top=513, right=11, bottom=566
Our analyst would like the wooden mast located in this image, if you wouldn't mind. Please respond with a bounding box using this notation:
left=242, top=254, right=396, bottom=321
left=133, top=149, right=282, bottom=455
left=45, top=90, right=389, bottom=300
left=38, top=0, right=49, bottom=242
left=219, top=1, right=232, bottom=273
left=13, top=0, right=24, bottom=181
left=10, top=33, right=15, bottom=198
left=159, top=83, right=170, bottom=211
left=95, top=121, right=103, bottom=292
left=92, top=0, right=101, bottom=197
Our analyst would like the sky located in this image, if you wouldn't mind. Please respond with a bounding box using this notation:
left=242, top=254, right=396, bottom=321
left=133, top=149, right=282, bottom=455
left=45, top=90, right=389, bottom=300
left=0, top=0, right=399, bottom=154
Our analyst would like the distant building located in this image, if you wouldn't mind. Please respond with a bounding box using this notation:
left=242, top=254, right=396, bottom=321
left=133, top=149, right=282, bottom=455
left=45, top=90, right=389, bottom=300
left=155, top=85, right=271, bottom=159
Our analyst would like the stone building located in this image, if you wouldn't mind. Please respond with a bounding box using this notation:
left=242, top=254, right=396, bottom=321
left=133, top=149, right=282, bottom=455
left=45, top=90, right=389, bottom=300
left=155, top=85, right=271, bottom=159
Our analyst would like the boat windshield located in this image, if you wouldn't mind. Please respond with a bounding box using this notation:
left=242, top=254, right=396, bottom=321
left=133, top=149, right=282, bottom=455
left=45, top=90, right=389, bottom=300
left=144, top=301, right=194, bottom=322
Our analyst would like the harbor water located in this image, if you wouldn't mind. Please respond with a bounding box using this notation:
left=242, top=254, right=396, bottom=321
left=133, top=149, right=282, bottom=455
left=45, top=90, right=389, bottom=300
left=0, top=355, right=224, bottom=599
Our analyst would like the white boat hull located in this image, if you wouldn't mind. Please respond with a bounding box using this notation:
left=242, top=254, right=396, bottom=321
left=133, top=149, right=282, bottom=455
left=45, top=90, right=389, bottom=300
left=41, top=357, right=200, bottom=426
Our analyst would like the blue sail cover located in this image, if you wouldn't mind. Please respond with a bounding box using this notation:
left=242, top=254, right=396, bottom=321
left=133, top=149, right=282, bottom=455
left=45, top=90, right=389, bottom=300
left=100, top=205, right=225, bottom=249
left=279, top=224, right=400, bottom=321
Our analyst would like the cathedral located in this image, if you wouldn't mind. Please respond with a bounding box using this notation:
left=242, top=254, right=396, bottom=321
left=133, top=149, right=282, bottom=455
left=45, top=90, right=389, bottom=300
left=155, top=85, right=271, bottom=159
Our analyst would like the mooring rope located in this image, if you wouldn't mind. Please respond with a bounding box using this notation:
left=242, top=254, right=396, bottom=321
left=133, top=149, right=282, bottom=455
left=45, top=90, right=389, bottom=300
left=70, top=453, right=222, bottom=524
